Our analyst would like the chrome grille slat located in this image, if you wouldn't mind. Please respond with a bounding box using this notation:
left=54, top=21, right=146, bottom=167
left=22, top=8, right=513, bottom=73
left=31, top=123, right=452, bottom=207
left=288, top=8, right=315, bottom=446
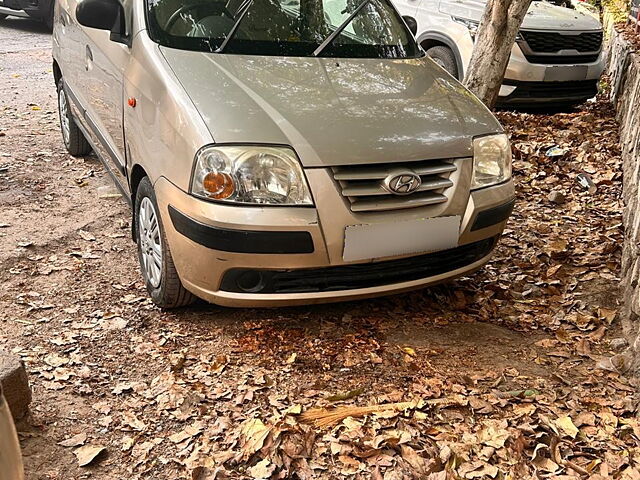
left=342, top=177, right=453, bottom=197
left=350, top=193, right=448, bottom=212
left=333, top=161, right=457, bottom=180
left=332, top=158, right=460, bottom=213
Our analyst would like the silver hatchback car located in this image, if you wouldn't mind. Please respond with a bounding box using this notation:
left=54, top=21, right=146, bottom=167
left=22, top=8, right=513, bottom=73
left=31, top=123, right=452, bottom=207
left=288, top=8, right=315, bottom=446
left=53, top=0, right=515, bottom=308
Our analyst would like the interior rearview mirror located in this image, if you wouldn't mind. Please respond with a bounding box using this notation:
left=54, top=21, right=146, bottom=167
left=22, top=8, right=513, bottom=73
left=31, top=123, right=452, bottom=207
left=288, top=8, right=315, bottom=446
left=403, top=16, right=418, bottom=36
left=76, top=0, right=126, bottom=41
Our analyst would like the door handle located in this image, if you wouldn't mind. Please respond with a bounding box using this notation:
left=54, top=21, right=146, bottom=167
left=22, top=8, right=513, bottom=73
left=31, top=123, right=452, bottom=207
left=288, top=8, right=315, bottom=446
left=85, top=45, right=93, bottom=71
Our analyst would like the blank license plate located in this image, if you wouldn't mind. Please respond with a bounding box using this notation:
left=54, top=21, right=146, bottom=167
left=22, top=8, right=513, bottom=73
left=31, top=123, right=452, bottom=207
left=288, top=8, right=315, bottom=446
left=544, top=65, right=588, bottom=81
left=343, top=216, right=460, bottom=262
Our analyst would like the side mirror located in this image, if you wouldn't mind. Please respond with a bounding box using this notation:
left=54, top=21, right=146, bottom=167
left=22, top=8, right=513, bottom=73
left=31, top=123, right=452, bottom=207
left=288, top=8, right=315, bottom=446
left=76, top=0, right=127, bottom=42
left=403, top=15, right=418, bottom=36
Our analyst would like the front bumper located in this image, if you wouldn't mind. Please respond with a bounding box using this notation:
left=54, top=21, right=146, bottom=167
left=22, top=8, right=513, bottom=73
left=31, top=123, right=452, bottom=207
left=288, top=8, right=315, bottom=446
left=154, top=175, right=514, bottom=307
left=497, top=79, right=599, bottom=106
left=0, top=0, right=46, bottom=17
left=0, top=0, right=28, bottom=16
left=497, top=42, right=604, bottom=105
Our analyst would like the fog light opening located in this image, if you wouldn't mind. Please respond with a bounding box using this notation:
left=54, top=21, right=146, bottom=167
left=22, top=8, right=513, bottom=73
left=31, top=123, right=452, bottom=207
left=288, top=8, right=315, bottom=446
left=236, top=271, right=266, bottom=293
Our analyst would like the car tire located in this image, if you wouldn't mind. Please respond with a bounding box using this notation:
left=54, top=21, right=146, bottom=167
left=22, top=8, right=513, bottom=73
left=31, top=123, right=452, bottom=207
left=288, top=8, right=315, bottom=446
left=56, top=79, right=92, bottom=157
left=426, top=46, right=459, bottom=79
left=135, top=177, right=196, bottom=309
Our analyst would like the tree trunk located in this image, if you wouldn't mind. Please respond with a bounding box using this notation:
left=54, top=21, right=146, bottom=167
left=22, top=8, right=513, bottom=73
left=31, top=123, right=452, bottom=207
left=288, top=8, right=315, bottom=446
left=463, top=0, right=533, bottom=108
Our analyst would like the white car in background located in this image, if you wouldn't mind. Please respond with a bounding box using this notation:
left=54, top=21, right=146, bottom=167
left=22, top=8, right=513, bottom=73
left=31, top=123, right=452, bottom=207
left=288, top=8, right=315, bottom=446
left=395, top=0, right=605, bottom=106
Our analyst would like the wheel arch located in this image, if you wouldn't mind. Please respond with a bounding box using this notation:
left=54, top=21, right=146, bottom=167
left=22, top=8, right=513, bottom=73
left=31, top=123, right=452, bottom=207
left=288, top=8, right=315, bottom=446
left=130, top=164, right=149, bottom=241
left=417, top=32, right=465, bottom=81
left=52, top=59, right=62, bottom=87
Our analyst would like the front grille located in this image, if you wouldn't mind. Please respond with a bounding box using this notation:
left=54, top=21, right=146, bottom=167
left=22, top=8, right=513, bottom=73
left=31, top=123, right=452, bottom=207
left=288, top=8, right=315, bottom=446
left=220, top=237, right=497, bottom=294
left=520, top=31, right=603, bottom=53
left=524, top=54, right=600, bottom=64
left=331, top=159, right=459, bottom=213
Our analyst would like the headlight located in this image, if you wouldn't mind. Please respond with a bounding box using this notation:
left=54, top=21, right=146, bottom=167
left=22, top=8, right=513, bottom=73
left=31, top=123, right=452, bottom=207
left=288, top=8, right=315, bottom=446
left=452, top=16, right=479, bottom=39
left=190, top=145, right=313, bottom=205
left=471, top=134, right=512, bottom=190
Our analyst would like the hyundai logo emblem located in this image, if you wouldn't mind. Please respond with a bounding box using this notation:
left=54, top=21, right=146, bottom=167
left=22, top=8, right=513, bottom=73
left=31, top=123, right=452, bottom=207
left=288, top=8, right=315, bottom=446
left=383, top=171, right=422, bottom=195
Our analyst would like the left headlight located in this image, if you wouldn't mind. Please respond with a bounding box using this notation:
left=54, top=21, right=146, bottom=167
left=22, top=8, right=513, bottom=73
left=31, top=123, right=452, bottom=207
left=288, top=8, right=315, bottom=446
left=471, top=134, right=512, bottom=190
left=190, top=145, right=313, bottom=206
left=452, top=16, right=479, bottom=39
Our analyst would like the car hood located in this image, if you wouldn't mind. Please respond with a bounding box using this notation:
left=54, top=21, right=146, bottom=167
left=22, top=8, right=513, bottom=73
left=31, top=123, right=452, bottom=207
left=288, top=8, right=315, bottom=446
left=440, top=0, right=602, bottom=31
left=160, top=48, right=502, bottom=167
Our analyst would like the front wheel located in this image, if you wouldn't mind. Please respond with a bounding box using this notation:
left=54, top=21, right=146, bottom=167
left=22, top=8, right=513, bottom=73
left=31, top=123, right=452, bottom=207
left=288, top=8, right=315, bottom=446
left=426, top=46, right=459, bottom=80
left=135, top=177, right=195, bottom=308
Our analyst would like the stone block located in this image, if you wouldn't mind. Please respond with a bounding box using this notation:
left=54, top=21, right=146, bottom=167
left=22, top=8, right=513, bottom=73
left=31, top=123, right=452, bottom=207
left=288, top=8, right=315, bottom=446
left=0, top=352, right=31, bottom=421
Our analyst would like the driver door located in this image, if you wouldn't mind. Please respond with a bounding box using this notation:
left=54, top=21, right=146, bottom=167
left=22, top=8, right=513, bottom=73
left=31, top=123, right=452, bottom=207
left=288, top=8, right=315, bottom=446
left=78, top=2, right=131, bottom=191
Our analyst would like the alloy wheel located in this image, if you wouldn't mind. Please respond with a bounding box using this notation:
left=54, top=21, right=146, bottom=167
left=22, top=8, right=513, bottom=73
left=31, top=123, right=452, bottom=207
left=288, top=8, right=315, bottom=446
left=138, top=197, right=163, bottom=288
left=58, top=87, right=71, bottom=146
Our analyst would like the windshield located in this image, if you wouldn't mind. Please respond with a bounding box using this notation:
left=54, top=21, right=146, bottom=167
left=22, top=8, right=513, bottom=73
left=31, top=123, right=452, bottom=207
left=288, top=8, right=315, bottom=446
left=145, top=0, right=421, bottom=58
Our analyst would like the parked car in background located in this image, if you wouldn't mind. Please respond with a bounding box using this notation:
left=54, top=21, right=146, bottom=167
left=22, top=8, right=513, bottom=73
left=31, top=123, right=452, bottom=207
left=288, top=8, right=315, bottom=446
left=0, top=0, right=54, bottom=29
left=53, top=0, right=514, bottom=308
left=570, top=0, right=600, bottom=18
left=395, top=0, right=605, bottom=106
left=0, top=385, right=25, bottom=480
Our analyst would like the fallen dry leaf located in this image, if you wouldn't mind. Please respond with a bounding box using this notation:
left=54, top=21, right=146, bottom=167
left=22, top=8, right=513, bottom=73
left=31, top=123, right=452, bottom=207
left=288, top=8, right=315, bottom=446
left=58, top=433, right=87, bottom=448
left=74, top=445, right=106, bottom=467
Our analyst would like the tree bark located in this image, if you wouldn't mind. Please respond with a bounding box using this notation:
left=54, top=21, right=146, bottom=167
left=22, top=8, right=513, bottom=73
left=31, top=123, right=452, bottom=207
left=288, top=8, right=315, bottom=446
left=463, top=0, right=533, bottom=108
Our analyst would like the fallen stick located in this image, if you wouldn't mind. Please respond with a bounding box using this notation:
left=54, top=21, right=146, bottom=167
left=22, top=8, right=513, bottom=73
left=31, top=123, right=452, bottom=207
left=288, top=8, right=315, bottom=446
left=299, top=398, right=450, bottom=428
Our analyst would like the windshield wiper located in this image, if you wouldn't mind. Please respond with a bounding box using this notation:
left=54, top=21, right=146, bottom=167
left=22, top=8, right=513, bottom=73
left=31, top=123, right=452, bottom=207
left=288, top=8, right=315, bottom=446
left=216, top=0, right=253, bottom=53
left=312, top=0, right=370, bottom=57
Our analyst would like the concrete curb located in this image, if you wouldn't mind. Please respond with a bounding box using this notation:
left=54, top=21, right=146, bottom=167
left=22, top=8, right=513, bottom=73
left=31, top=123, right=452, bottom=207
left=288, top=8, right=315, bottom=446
left=0, top=352, right=31, bottom=421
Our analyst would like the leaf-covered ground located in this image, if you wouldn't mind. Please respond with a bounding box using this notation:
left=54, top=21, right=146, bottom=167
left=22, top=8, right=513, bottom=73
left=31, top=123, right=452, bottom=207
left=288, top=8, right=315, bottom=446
left=1, top=18, right=637, bottom=480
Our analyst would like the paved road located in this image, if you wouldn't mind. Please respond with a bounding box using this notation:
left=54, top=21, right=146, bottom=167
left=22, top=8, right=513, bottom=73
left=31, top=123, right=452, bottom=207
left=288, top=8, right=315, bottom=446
left=0, top=16, right=50, bottom=54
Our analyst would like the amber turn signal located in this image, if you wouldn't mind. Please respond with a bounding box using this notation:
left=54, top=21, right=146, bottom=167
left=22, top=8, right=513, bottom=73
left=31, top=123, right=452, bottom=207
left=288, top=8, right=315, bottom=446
left=203, top=172, right=235, bottom=199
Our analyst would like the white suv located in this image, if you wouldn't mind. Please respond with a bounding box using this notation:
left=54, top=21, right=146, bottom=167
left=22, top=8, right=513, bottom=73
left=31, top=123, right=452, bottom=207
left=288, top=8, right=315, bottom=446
left=395, top=0, right=605, bottom=106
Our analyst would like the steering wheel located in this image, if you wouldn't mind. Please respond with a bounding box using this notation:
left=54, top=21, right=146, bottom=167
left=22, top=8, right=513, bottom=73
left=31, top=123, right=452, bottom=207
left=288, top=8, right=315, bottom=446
left=164, top=2, right=235, bottom=34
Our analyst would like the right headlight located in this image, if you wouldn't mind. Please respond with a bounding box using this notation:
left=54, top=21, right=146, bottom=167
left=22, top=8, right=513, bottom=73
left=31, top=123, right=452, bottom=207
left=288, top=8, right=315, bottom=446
left=471, top=134, right=512, bottom=190
left=190, top=145, right=313, bottom=206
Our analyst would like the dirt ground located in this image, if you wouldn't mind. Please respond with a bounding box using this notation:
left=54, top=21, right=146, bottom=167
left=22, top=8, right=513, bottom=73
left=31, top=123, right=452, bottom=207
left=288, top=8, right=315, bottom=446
left=1, top=17, right=638, bottom=480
